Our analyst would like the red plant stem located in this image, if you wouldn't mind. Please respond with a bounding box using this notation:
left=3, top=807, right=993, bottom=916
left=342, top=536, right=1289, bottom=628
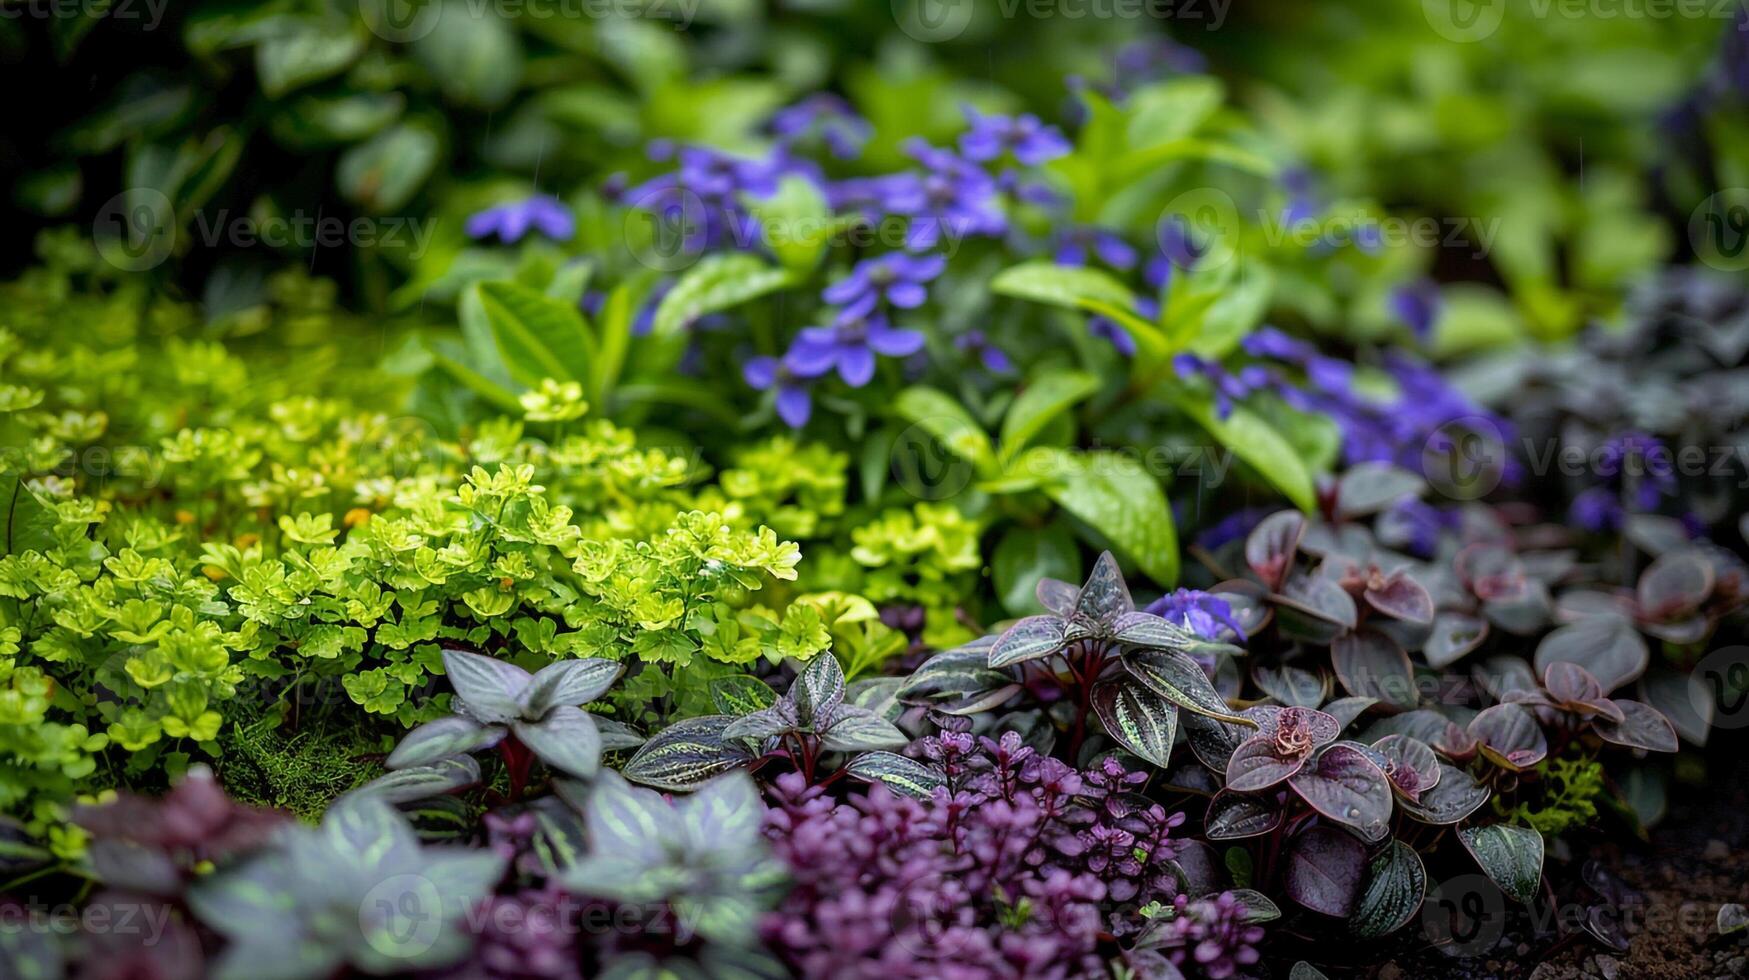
left=499, top=736, right=534, bottom=803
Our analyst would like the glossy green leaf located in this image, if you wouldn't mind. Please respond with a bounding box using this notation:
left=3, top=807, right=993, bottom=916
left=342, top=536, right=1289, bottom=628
left=1033, top=448, right=1179, bottom=586
left=710, top=675, right=779, bottom=716
left=462, top=280, right=595, bottom=389
left=622, top=716, right=755, bottom=791
left=1091, top=679, right=1179, bottom=768
left=651, top=253, right=793, bottom=338
left=1350, top=840, right=1426, bottom=938
left=999, top=368, right=1100, bottom=457
left=845, top=751, right=946, bottom=800
left=1458, top=824, right=1544, bottom=905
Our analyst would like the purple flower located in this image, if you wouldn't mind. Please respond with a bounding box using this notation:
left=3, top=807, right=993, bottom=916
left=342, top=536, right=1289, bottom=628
left=1195, top=508, right=1268, bottom=551
left=1173, top=354, right=1267, bottom=419
left=1153, top=892, right=1267, bottom=980
left=1570, top=487, right=1624, bottom=532
left=788, top=309, right=925, bottom=387
left=900, top=139, right=1007, bottom=250
left=1089, top=316, right=1136, bottom=356
left=623, top=144, right=799, bottom=250
left=825, top=173, right=925, bottom=222
left=769, top=94, right=872, bottom=159
left=1390, top=278, right=1443, bottom=342
left=823, top=253, right=946, bottom=317
left=959, top=106, right=1071, bottom=166
left=954, top=330, right=1013, bottom=373
left=465, top=195, right=574, bottom=243
left=1146, top=589, right=1247, bottom=643
left=1241, top=325, right=1315, bottom=361
left=1055, top=226, right=1138, bottom=270
left=744, top=354, right=814, bottom=428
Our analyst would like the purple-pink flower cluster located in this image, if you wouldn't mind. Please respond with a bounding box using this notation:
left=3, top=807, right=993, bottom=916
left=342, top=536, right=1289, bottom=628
left=761, top=732, right=1192, bottom=979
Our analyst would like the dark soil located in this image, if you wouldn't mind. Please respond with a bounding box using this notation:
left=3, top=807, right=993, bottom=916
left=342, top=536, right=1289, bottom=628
left=1266, top=743, right=1749, bottom=979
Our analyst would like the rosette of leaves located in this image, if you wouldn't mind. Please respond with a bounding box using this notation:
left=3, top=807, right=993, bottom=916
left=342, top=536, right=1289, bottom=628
left=188, top=793, right=507, bottom=979
left=904, top=552, right=1256, bottom=767
left=557, top=770, right=788, bottom=972
left=380, top=646, right=638, bottom=799
left=1498, top=661, right=1679, bottom=754
left=624, top=656, right=937, bottom=797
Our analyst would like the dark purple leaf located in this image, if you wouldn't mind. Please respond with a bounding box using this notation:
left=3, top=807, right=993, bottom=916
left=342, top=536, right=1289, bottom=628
left=1372, top=734, right=1440, bottom=802
left=1204, top=790, right=1285, bottom=840
left=1246, top=510, right=1306, bottom=591
left=1331, top=630, right=1418, bottom=710
left=1073, top=550, right=1135, bottom=625
left=1226, top=737, right=1309, bottom=791
left=1253, top=663, right=1328, bottom=707
left=1335, top=463, right=1425, bottom=519
left=1637, top=549, right=1714, bottom=621
left=1288, top=743, right=1394, bottom=841
left=1284, top=825, right=1367, bottom=916
left=1398, top=763, right=1489, bottom=824
left=1321, top=696, right=1378, bottom=730
left=1035, top=576, right=1081, bottom=616
left=1533, top=617, right=1647, bottom=692
left=1592, top=699, right=1679, bottom=753
left=1110, top=611, right=1197, bottom=651
left=385, top=715, right=505, bottom=769
left=1467, top=704, right=1548, bottom=770
left=1424, top=612, right=1489, bottom=669
left=518, top=658, right=622, bottom=717
left=1365, top=573, right=1435, bottom=625
left=1126, top=650, right=1255, bottom=726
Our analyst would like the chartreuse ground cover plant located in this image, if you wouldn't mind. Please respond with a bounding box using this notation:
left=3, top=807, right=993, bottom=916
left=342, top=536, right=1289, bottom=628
left=4, top=4, right=1749, bottom=979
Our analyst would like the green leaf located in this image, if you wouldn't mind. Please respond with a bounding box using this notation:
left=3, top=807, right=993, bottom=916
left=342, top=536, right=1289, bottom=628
left=998, top=368, right=1099, bottom=458
left=461, top=280, right=596, bottom=390
left=1169, top=391, right=1317, bottom=513
left=1351, top=840, right=1426, bottom=938
left=818, top=706, right=908, bottom=753
left=1031, top=448, right=1179, bottom=586
left=352, top=757, right=482, bottom=805
left=990, top=260, right=1136, bottom=311
left=622, top=716, right=755, bottom=792
left=1457, top=824, right=1544, bottom=905
left=255, top=17, right=364, bottom=99
left=337, top=123, right=438, bottom=213
left=385, top=716, right=504, bottom=769
left=1091, top=680, right=1179, bottom=768
left=651, top=253, right=793, bottom=338
left=892, top=386, right=997, bottom=477
left=412, top=0, right=523, bottom=108
left=992, top=523, right=1082, bottom=616
left=1110, top=137, right=1277, bottom=185
left=746, top=175, right=833, bottom=274
left=845, top=751, right=946, bottom=800
left=709, top=675, right=778, bottom=716
left=1189, top=265, right=1274, bottom=359
left=1126, top=651, right=1254, bottom=726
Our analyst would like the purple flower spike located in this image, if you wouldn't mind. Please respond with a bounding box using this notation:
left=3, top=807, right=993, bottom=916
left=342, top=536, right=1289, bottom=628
left=744, top=355, right=813, bottom=428
left=465, top=195, right=575, bottom=244
left=787, top=309, right=925, bottom=387
left=900, top=139, right=1007, bottom=250
left=1056, top=226, right=1138, bottom=270
left=959, top=106, right=1072, bottom=165
left=822, top=252, right=946, bottom=316
left=1145, top=589, right=1247, bottom=643
left=1089, top=316, right=1136, bottom=357
left=954, top=330, right=1013, bottom=373
left=1389, top=278, right=1443, bottom=342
